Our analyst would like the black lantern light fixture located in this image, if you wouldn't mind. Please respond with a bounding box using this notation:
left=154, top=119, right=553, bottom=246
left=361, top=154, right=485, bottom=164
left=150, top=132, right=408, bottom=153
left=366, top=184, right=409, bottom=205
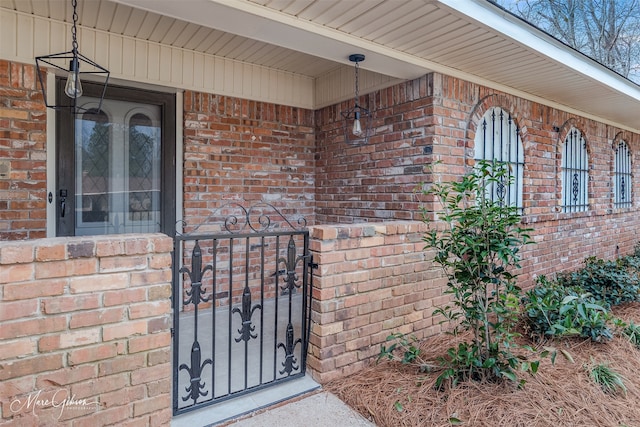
left=342, top=54, right=372, bottom=144
left=35, top=0, right=110, bottom=113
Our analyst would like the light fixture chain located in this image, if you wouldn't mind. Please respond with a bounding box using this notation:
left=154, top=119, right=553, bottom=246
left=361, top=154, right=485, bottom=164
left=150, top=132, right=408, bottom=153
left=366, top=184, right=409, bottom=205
left=354, top=60, right=360, bottom=104
left=71, top=0, right=79, bottom=53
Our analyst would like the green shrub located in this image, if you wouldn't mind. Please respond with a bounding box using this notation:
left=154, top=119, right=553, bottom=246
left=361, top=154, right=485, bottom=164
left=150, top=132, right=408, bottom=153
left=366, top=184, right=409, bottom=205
left=624, top=322, right=640, bottom=348
left=522, top=276, right=612, bottom=342
left=622, top=255, right=640, bottom=275
left=557, top=257, right=640, bottom=308
left=420, top=160, right=539, bottom=388
left=621, top=249, right=640, bottom=279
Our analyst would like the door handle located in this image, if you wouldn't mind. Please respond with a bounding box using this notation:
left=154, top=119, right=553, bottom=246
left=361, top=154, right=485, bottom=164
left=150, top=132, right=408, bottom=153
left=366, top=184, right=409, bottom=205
left=59, top=189, right=67, bottom=218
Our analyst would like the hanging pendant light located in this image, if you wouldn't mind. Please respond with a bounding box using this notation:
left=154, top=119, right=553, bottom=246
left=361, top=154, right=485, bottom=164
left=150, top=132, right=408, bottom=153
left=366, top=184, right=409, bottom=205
left=35, top=0, right=109, bottom=113
left=341, top=54, right=372, bottom=144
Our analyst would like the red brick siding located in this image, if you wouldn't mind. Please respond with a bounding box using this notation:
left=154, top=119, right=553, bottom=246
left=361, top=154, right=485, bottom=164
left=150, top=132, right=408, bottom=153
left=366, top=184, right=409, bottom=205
left=0, top=60, right=47, bottom=240
left=315, top=74, right=435, bottom=224
left=1, top=56, right=639, bottom=295
left=182, top=91, right=316, bottom=230
left=437, top=74, right=640, bottom=285
left=0, top=234, right=172, bottom=427
left=315, top=72, right=640, bottom=287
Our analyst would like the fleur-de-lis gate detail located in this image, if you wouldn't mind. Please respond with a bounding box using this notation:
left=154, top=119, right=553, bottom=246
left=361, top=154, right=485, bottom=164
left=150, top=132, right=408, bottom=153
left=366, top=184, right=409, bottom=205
left=177, top=241, right=213, bottom=405
left=278, top=323, right=301, bottom=375
left=276, top=236, right=305, bottom=376
left=172, top=203, right=316, bottom=416
left=179, top=340, right=212, bottom=404
left=233, top=286, right=261, bottom=343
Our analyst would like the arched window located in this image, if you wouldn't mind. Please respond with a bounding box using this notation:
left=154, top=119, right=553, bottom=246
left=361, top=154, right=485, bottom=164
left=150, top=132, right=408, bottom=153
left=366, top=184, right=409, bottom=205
left=613, top=139, right=632, bottom=208
left=473, top=107, right=524, bottom=209
left=561, top=128, right=588, bottom=212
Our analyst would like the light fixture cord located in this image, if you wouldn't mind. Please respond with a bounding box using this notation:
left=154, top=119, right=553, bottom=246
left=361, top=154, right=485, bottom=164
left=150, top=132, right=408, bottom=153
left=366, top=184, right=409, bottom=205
left=71, top=0, right=79, bottom=55
left=354, top=60, right=361, bottom=107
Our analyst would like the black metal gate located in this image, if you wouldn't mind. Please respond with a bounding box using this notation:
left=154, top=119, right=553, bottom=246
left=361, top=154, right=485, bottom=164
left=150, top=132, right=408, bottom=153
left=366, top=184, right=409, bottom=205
left=171, top=203, right=314, bottom=415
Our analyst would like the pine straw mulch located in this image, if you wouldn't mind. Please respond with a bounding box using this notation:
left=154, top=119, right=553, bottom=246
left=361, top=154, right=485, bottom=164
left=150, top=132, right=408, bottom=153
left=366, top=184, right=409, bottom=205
left=326, top=302, right=640, bottom=427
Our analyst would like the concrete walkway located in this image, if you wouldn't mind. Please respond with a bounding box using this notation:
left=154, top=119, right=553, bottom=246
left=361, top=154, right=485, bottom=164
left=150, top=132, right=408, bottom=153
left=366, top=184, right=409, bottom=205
left=223, top=391, right=375, bottom=427
left=171, top=375, right=376, bottom=427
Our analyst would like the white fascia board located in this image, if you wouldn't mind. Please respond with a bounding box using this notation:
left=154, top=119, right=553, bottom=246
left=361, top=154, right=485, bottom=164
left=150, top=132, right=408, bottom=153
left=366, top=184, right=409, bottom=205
left=439, top=0, right=640, bottom=102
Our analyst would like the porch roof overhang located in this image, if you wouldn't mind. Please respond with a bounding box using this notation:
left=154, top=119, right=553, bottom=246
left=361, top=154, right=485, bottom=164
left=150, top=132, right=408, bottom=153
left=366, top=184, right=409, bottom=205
left=5, top=0, right=640, bottom=132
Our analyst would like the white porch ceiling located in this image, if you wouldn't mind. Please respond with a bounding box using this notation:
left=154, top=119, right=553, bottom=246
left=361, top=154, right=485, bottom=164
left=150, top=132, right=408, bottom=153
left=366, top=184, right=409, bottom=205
left=3, top=0, right=640, bottom=132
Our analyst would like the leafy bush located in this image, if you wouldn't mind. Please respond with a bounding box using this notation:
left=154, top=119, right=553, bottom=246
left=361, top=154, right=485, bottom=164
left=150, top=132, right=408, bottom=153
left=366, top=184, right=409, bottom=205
left=420, top=160, right=539, bottom=387
left=622, top=255, right=640, bottom=275
left=620, top=248, right=640, bottom=281
left=557, top=257, right=640, bottom=308
left=522, top=276, right=612, bottom=342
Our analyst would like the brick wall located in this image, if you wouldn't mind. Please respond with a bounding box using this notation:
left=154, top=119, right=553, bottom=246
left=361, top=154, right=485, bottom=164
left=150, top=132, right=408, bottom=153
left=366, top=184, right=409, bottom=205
left=306, top=221, right=446, bottom=382
left=0, top=60, right=47, bottom=240
left=0, top=234, right=173, bottom=427
left=3, top=56, right=640, bottom=392
left=435, top=73, right=640, bottom=284
left=315, top=72, right=640, bottom=287
left=182, top=91, right=316, bottom=231
left=0, top=64, right=319, bottom=242
left=315, top=75, right=435, bottom=224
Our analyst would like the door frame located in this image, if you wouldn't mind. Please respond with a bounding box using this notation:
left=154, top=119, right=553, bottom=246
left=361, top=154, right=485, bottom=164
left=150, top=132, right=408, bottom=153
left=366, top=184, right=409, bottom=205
left=54, top=79, right=177, bottom=237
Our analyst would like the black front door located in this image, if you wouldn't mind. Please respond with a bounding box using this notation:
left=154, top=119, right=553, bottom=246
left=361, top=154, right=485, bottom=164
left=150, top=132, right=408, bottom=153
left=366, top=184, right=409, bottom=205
left=56, top=81, right=176, bottom=236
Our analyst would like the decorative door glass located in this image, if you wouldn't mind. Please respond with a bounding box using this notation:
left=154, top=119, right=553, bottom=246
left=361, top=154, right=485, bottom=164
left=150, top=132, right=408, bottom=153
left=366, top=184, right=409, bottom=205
left=75, top=97, right=161, bottom=235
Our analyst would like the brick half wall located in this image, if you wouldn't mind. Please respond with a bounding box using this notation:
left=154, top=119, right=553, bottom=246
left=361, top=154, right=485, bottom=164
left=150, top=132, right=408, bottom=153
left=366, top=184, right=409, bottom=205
left=307, top=221, right=447, bottom=383
left=0, top=234, right=173, bottom=427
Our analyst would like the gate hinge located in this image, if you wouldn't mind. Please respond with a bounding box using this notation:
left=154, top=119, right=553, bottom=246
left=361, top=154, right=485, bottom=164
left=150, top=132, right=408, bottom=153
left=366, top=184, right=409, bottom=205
left=170, top=327, right=175, bottom=337
left=307, top=254, right=318, bottom=269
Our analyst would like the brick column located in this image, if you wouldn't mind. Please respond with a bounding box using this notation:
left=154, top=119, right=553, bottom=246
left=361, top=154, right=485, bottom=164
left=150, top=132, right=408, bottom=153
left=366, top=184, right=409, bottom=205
left=306, top=221, right=447, bottom=383
left=0, top=60, right=47, bottom=240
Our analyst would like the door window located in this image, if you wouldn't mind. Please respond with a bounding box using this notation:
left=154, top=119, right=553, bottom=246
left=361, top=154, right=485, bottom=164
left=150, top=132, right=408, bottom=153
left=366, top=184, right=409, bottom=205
left=75, top=98, right=161, bottom=235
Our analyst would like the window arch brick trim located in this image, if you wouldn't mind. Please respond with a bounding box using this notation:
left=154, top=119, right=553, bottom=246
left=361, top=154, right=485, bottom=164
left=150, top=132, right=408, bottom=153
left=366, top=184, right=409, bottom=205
left=466, top=94, right=521, bottom=139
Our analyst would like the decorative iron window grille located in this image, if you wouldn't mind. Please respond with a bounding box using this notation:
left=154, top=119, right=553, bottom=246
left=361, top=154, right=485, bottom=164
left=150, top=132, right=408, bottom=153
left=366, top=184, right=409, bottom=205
left=614, top=140, right=632, bottom=208
left=561, top=128, right=589, bottom=212
left=473, top=107, right=524, bottom=210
